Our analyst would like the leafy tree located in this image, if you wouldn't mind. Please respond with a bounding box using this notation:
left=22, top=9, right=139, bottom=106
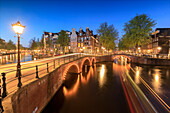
left=29, top=37, right=38, bottom=50
left=121, top=14, right=156, bottom=50
left=97, top=22, right=118, bottom=50
left=0, top=38, right=6, bottom=49
left=57, top=30, right=69, bottom=54
left=6, top=40, right=16, bottom=50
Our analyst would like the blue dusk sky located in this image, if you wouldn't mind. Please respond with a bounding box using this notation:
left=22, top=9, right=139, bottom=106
left=0, top=0, right=170, bottom=47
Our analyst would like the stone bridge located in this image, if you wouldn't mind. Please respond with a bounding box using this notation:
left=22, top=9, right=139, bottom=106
left=11, top=55, right=112, bottom=113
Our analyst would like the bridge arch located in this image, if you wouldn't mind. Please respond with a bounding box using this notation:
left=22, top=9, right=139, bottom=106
left=63, top=63, right=80, bottom=81
left=112, top=55, right=131, bottom=62
left=80, top=57, right=91, bottom=72
left=91, top=57, right=96, bottom=67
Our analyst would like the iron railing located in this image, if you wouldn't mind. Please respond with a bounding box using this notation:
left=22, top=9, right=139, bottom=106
left=0, top=53, right=84, bottom=112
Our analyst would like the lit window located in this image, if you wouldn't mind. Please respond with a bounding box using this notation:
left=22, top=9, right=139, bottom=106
left=81, top=43, right=83, bottom=47
left=78, top=43, right=80, bottom=47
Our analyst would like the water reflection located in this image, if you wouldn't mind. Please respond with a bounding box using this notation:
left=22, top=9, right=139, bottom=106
left=99, top=64, right=107, bottom=88
left=63, top=66, right=93, bottom=97
left=152, top=69, right=162, bottom=94
left=42, top=62, right=131, bottom=113
left=134, top=66, right=141, bottom=84
left=63, top=75, right=80, bottom=97
left=0, top=53, right=35, bottom=64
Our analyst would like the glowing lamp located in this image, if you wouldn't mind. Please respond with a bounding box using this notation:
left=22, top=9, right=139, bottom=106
left=12, top=21, right=25, bottom=34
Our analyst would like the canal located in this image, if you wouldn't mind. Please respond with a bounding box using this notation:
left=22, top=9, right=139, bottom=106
left=0, top=53, right=42, bottom=65
left=129, top=63, right=170, bottom=112
left=42, top=62, right=131, bottom=113
left=42, top=60, right=170, bottom=113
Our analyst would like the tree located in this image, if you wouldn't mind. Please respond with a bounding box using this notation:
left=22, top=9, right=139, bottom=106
left=0, top=38, right=6, bottom=49
left=121, top=14, right=156, bottom=50
left=97, top=22, right=118, bottom=50
left=6, top=40, right=16, bottom=50
left=29, top=37, right=38, bottom=50
left=57, top=30, right=69, bottom=54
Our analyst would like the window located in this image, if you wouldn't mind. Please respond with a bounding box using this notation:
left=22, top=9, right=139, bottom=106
left=81, top=37, right=83, bottom=42
left=85, top=37, right=86, bottom=40
left=89, top=36, right=91, bottom=40
left=89, top=41, right=91, bottom=45
left=80, top=33, right=82, bottom=36
left=81, top=43, right=83, bottom=47
left=78, top=43, right=80, bottom=47
left=87, top=31, right=89, bottom=36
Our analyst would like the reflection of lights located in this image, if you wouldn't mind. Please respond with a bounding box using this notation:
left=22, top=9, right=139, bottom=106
left=81, top=67, right=92, bottom=84
left=152, top=69, right=162, bottom=94
left=83, top=47, right=85, bottom=49
left=63, top=75, right=80, bottom=97
left=136, top=70, right=139, bottom=77
left=138, top=47, right=140, bottom=50
left=34, top=58, right=36, bottom=60
left=155, top=74, right=159, bottom=81
left=99, top=65, right=106, bottom=88
left=100, top=65, right=105, bottom=78
left=135, top=67, right=140, bottom=84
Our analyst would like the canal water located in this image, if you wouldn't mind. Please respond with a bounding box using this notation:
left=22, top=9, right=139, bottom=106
left=0, top=53, right=38, bottom=65
left=42, top=62, right=131, bottom=113
left=129, top=63, right=170, bottom=112
left=42, top=60, right=170, bottom=113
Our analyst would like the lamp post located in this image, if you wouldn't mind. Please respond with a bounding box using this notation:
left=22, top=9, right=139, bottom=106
left=12, top=21, right=25, bottom=88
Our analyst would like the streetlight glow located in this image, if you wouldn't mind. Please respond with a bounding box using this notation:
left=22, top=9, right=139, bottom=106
left=12, top=21, right=25, bottom=34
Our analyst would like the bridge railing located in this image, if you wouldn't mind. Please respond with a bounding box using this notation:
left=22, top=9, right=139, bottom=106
left=0, top=53, right=85, bottom=112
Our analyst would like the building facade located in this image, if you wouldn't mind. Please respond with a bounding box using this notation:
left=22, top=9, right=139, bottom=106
left=70, top=28, right=78, bottom=53
left=151, top=28, right=170, bottom=57
left=42, top=27, right=101, bottom=54
left=77, top=27, right=100, bottom=54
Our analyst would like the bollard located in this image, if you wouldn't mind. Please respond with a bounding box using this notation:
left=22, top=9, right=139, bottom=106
left=2, top=73, right=7, bottom=98
left=36, top=65, right=39, bottom=78
left=0, top=79, right=4, bottom=112
left=47, top=63, right=49, bottom=73
left=17, top=69, right=22, bottom=88
left=54, top=60, right=55, bottom=69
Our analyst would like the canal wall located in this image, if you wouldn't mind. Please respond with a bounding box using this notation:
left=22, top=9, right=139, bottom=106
left=130, top=56, right=170, bottom=66
left=10, top=55, right=111, bottom=113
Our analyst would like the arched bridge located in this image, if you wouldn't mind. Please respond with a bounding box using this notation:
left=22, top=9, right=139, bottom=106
left=10, top=54, right=102, bottom=113
left=112, top=54, right=132, bottom=62
left=4, top=54, right=132, bottom=113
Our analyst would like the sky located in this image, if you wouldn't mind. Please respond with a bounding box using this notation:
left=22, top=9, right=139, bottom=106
left=0, top=0, right=170, bottom=47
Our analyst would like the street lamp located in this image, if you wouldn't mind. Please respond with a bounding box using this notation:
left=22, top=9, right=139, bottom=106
left=12, top=21, right=25, bottom=88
